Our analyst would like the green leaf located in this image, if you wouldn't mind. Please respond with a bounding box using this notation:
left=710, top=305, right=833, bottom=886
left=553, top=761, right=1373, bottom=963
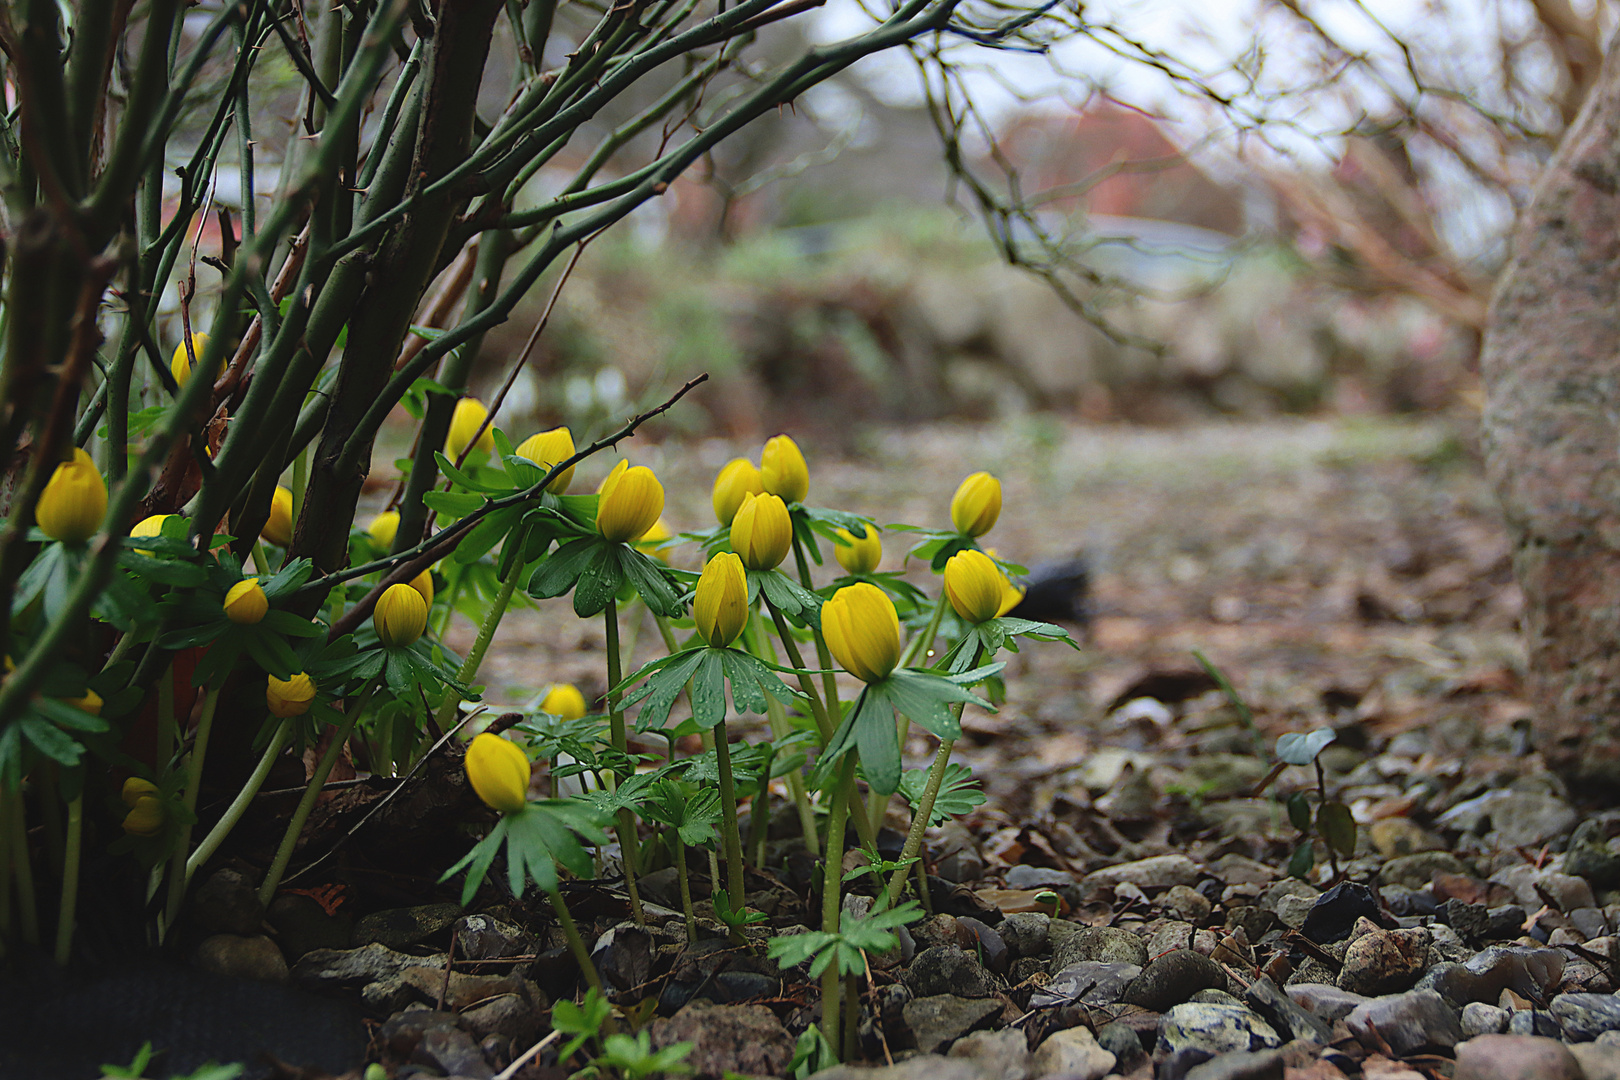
left=620, top=547, right=685, bottom=618
left=629, top=649, right=708, bottom=731
left=1286, top=790, right=1313, bottom=833
left=422, top=490, right=486, bottom=517
left=896, top=762, right=985, bottom=826
left=689, top=649, right=728, bottom=729
left=572, top=544, right=625, bottom=618
left=1317, top=801, right=1357, bottom=856
left=528, top=536, right=603, bottom=599
left=434, top=451, right=512, bottom=494
left=455, top=506, right=525, bottom=566
left=1277, top=729, right=1336, bottom=766
left=850, top=688, right=901, bottom=796
left=1286, top=839, right=1315, bottom=879
left=756, top=569, right=822, bottom=627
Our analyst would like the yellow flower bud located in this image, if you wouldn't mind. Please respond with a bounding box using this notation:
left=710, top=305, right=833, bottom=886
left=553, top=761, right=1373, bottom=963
left=267, top=672, right=317, bottom=718
left=36, top=448, right=107, bottom=545
left=262, top=486, right=294, bottom=547
left=760, top=435, right=808, bottom=505
left=540, top=683, right=588, bottom=720
left=635, top=518, right=674, bottom=564
left=368, top=511, right=400, bottom=551
left=67, top=689, right=103, bottom=716
left=944, top=549, right=1008, bottom=625
left=693, top=552, right=748, bottom=649
left=516, top=427, right=577, bottom=494
left=446, top=397, right=496, bottom=461
left=465, top=732, right=531, bottom=814
left=596, top=463, right=664, bottom=544
left=122, top=795, right=166, bottom=837
left=409, top=569, right=434, bottom=606
left=223, top=578, right=269, bottom=625
left=130, top=514, right=172, bottom=549
left=712, top=458, right=764, bottom=527
left=950, top=472, right=1001, bottom=538
left=833, top=526, right=882, bottom=575
left=170, top=332, right=209, bottom=388
left=374, top=582, right=428, bottom=648
left=122, top=776, right=159, bottom=807
left=729, top=492, right=792, bottom=571
left=998, top=582, right=1025, bottom=618
left=822, top=582, right=900, bottom=683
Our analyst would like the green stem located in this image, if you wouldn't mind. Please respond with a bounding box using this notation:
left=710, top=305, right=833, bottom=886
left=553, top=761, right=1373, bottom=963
left=820, top=756, right=856, bottom=1057
left=673, top=833, right=696, bottom=944
left=603, top=598, right=645, bottom=926
left=156, top=663, right=176, bottom=771
left=749, top=613, right=818, bottom=856
left=257, top=680, right=378, bottom=906
left=435, top=539, right=524, bottom=730
left=165, top=684, right=223, bottom=929
left=790, top=535, right=841, bottom=720
left=548, top=885, right=603, bottom=994
left=713, top=719, right=746, bottom=915
left=186, top=718, right=293, bottom=883
left=900, top=593, right=949, bottom=669
left=53, top=796, right=81, bottom=965
left=765, top=600, right=833, bottom=742
left=6, top=789, right=37, bottom=946
left=882, top=737, right=955, bottom=910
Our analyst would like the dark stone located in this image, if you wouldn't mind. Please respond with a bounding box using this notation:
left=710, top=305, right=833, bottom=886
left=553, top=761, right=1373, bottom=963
left=1123, top=949, right=1228, bottom=1012
left=955, top=917, right=1009, bottom=976
left=1487, top=906, right=1529, bottom=939
left=1345, top=990, right=1464, bottom=1056
left=999, top=912, right=1050, bottom=960
left=1301, top=881, right=1382, bottom=944
left=1508, top=1009, right=1563, bottom=1037
left=411, top=1024, right=492, bottom=1079
left=927, top=877, right=1003, bottom=924
left=1243, top=975, right=1331, bottom=1044
left=1030, top=961, right=1141, bottom=1009
left=1095, top=1020, right=1149, bottom=1073
left=647, top=1002, right=795, bottom=1079
left=458, top=994, right=540, bottom=1047
left=590, top=923, right=653, bottom=1002
left=1158, top=1048, right=1216, bottom=1080
left=378, top=1007, right=461, bottom=1060
left=901, top=995, right=1002, bottom=1054
left=267, top=893, right=352, bottom=960
left=904, top=945, right=993, bottom=999
left=1184, top=1049, right=1286, bottom=1080
left=452, top=915, right=537, bottom=962
left=1550, top=992, right=1620, bottom=1040
left=1442, top=899, right=1492, bottom=943
left=1049, top=925, right=1148, bottom=971
left=1563, top=821, right=1620, bottom=887
left=195, top=933, right=289, bottom=983
left=190, top=868, right=265, bottom=937
left=352, top=903, right=462, bottom=951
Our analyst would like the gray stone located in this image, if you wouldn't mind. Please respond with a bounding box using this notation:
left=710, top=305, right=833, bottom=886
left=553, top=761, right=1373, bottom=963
left=353, top=903, right=462, bottom=950
left=1188, top=989, right=1244, bottom=1007
left=452, top=915, right=537, bottom=961
left=1080, top=854, right=1199, bottom=896
left=1570, top=1034, right=1620, bottom=1080
left=648, top=1002, right=795, bottom=1079
left=195, top=933, right=288, bottom=983
left=1156, top=1003, right=1281, bottom=1056
left=1006, top=865, right=1077, bottom=891
left=190, top=868, right=265, bottom=937
left=1029, top=962, right=1140, bottom=1009
left=1048, top=925, right=1147, bottom=972
left=1345, top=990, right=1464, bottom=1056
left=1094, top=1021, right=1147, bottom=1073
left=1144, top=920, right=1196, bottom=957
left=1437, top=791, right=1577, bottom=849
left=1550, top=991, right=1620, bottom=1040
left=1563, top=821, right=1620, bottom=887
left=1419, top=946, right=1565, bottom=1005
left=809, top=1056, right=984, bottom=1080
left=956, top=917, right=1009, bottom=976
left=1461, top=1002, right=1509, bottom=1036
left=1243, top=975, right=1331, bottom=1044
left=411, top=1024, right=492, bottom=1079
left=1381, top=851, right=1471, bottom=890
left=1165, top=885, right=1214, bottom=923
left=948, top=1028, right=1032, bottom=1080
left=1123, top=949, right=1228, bottom=1012
left=1506, top=1009, right=1561, bottom=1037
left=1284, top=983, right=1367, bottom=1023
left=1029, top=1026, right=1114, bottom=1080
left=901, top=995, right=1002, bottom=1054
left=998, top=913, right=1050, bottom=960
left=1454, top=1034, right=1585, bottom=1080
left=1183, top=1050, right=1285, bottom=1080
left=906, top=946, right=993, bottom=999
left=292, top=942, right=444, bottom=988
left=1337, top=927, right=1429, bottom=996
left=458, top=994, right=540, bottom=1047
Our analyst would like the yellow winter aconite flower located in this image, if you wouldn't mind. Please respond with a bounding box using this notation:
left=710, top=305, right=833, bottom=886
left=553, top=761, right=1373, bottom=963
left=540, top=683, right=587, bottom=720
left=693, top=552, right=748, bottom=649
left=712, top=458, right=764, bottom=527
left=122, top=795, right=165, bottom=837
left=516, top=427, right=577, bottom=494
left=998, top=582, right=1026, bottom=617
left=730, top=492, right=791, bottom=571
left=760, top=435, right=808, bottom=505
left=223, top=578, right=269, bottom=625
left=368, top=511, right=400, bottom=551
left=950, top=472, right=1001, bottom=538
left=822, top=582, right=900, bottom=684
left=409, top=569, right=434, bottom=606
left=170, top=332, right=209, bottom=388
left=67, top=689, right=103, bottom=716
left=262, top=486, right=294, bottom=546
left=465, top=732, right=531, bottom=814
left=635, top=518, right=674, bottom=563
left=36, top=448, right=107, bottom=545
left=267, top=672, right=317, bottom=718
left=833, top=526, right=882, bottom=575
left=122, top=777, right=159, bottom=806
left=944, top=549, right=1008, bottom=625
left=374, top=583, right=429, bottom=647
left=596, top=463, right=664, bottom=544
left=446, top=397, right=496, bottom=461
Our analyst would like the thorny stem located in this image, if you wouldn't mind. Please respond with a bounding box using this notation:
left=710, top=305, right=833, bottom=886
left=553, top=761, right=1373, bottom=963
left=258, top=680, right=379, bottom=906
left=603, top=598, right=646, bottom=926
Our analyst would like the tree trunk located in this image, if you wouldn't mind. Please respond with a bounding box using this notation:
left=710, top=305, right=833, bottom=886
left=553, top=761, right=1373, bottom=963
left=1482, top=40, right=1620, bottom=795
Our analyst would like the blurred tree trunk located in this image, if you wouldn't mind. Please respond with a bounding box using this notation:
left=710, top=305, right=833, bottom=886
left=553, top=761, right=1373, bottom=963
left=1482, top=39, right=1620, bottom=795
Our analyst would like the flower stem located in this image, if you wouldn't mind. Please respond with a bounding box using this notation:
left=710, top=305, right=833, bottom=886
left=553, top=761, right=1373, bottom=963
left=603, top=598, right=646, bottom=926
left=882, top=737, right=955, bottom=909
left=257, top=681, right=378, bottom=907
left=900, top=594, right=949, bottom=669
left=186, top=718, right=293, bottom=884
left=5, top=789, right=37, bottom=946
left=548, top=885, right=603, bottom=994
left=713, top=719, right=747, bottom=911
left=765, top=600, right=833, bottom=742
left=790, top=535, right=841, bottom=720
left=53, top=796, right=82, bottom=965
left=820, top=756, right=856, bottom=1057
left=673, top=833, right=697, bottom=944
left=165, top=684, right=223, bottom=930
left=748, top=612, right=818, bottom=856
left=435, top=541, right=524, bottom=731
